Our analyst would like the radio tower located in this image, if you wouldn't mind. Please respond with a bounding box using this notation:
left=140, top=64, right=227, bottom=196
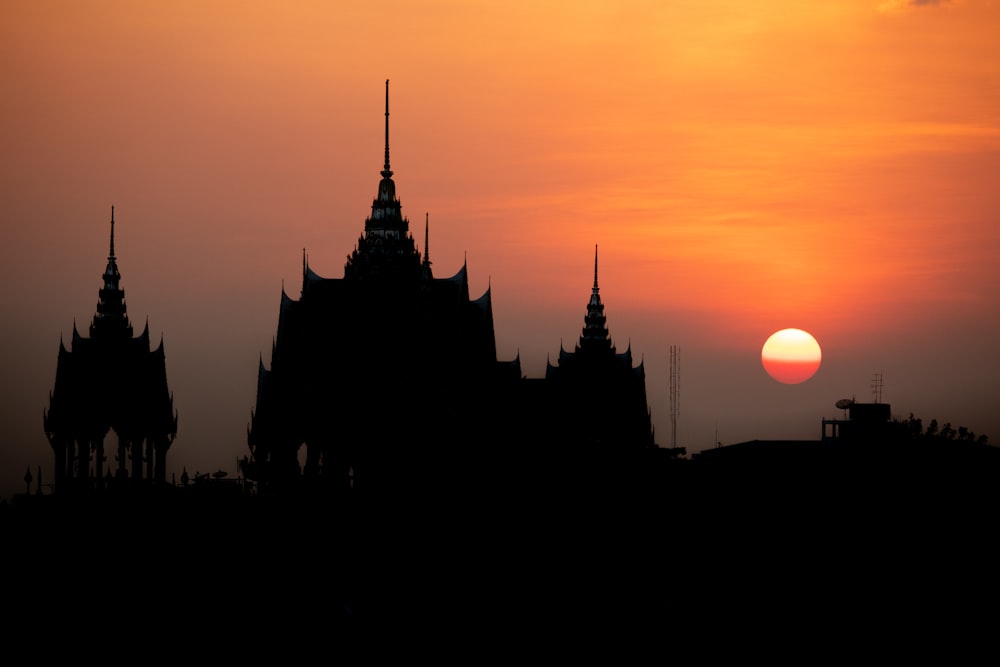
left=871, top=372, right=884, bottom=403
left=669, top=345, right=680, bottom=449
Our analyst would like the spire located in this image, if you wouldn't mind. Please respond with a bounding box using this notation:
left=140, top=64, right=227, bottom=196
left=579, top=244, right=611, bottom=352
left=421, top=213, right=433, bottom=281
left=91, top=206, right=132, bottom=339
left=593, top=242, right=599, bottom=290
left=364, top=78, right=404, bottom=227
left=423, top=213, right=431, bottom=263
left=590, top=244, right=601, bottom=305
left=382, top=78, right=392, bottom=179
left=345, top=79, right=421, bottom=281
left=109, top=205, right=116, bottom=259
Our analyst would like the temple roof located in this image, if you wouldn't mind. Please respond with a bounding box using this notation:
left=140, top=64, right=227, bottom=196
left=45, top=209, right=177, bottom=441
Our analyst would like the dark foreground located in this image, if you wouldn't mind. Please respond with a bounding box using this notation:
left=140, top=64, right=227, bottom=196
left=3, top=447, right=999, bottom=650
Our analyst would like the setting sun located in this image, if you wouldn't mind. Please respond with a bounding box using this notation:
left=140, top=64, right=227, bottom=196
left=761, top=328, right=822, bottom=384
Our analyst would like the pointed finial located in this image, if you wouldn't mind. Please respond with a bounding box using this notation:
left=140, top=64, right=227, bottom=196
left=593, top=244, right=599, bottom=289
left=109, top=206, right=116, bottom=259
left=424, top=212, right=430, bottom=263
left=382, top=79, right=392, bottom=178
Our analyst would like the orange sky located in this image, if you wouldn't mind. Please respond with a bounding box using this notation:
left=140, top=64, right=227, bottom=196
left=1, top=0, right=998, bottom=499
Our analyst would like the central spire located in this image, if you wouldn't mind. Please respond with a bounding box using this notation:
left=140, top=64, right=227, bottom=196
left=109, top=205, right=116, bottom=259
left=369, top=78, right=401, bottom=213
left=345, top=80, right=421, bottom=281
left=382, top=78, right=392, bottom=179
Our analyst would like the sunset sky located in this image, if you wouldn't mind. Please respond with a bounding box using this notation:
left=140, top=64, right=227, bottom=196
left=2, top=0, right=998, bottom=499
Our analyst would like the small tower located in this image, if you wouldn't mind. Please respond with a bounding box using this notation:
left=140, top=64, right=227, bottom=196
left=543, top=245, right=655, bottom=450
left=44, top=208, right=177, bottom=493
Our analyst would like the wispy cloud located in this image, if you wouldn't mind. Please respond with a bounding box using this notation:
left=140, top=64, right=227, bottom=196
left=879, top=0, right=955, bottom=11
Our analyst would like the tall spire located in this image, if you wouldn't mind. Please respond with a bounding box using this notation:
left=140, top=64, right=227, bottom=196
left=91, top=206, right=132, bottom=339
left=382, top=78, right=392, bottom=179
left=421, top=212, right=433, bottom=280
left=579, top=244, right=611, bottom=352
left=345, top=80, right=420, bottom=280
left=593, top=242, right=599, bottom=290
left=109, top=205, right=116, bottom=259
left=424, top=213, right=430, bottom=263
left=367, top=78, right=402, bottom=214
left=302, top=247, right=308, bottom=292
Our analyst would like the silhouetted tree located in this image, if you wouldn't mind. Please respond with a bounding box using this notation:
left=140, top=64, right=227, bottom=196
left=896, top=414, right=989, bottom=446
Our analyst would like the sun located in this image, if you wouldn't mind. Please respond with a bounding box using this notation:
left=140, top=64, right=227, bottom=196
left=761, top=328, right=822, bottom=384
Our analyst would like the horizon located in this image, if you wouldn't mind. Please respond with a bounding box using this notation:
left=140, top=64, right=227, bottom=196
left=2, top=1, right=998, bottom=501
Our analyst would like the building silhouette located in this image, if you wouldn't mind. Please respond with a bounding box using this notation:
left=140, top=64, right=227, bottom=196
left=43, top=208, right=177, bottom=493
left=243, top=81, right=656, bottom=497
left=540, top=244, right=655, bottom=451
left=244, top=81, right=519, bottom=496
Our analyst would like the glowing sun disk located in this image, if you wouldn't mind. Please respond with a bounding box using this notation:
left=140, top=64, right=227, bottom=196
left=761, top=328, right=822, bottom=384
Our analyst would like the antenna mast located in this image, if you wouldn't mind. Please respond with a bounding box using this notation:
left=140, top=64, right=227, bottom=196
left=669, top=345, right=680, bottom=449
left=871, top=372, right=884, bottom=403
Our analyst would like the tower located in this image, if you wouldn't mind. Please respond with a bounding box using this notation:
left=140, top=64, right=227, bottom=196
left=245, top=81, right=513, bottom=496
left=44, top=208, right=177, bottom=493
left=542, top=245, right=656, bottom=451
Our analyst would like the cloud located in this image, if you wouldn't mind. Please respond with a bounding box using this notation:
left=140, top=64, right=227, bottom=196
left=878, top=0, right=955, bottom=11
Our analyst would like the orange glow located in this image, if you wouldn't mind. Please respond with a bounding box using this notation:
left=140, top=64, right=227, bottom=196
left=761, top=329, right=822, bottom=384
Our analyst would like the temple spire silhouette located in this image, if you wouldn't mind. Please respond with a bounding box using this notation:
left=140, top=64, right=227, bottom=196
left=542, top=245, right=654, bottom=449
left=44, top=208, right=177, bottom=493
left=382, top=78, right=392, bottom=179
left=91, top=206, right=131, bottom=339
left=421, top=212, right=433, bottom=280
left=246, top=83, right=507, bottom=494
left=109, top=205, right=116, bottom=257
left=342, top=78, right=419, bottom=281
left=579, top=244, right=611, bottom=353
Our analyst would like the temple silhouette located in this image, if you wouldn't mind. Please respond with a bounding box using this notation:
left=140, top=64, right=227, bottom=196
left=535, top=247, right=655, bottom=452
left=242, top=80, right=656, bottom=498
left=42, top=208, right=177, bottom=494
left=15, top=82, right=1000, bottom=632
